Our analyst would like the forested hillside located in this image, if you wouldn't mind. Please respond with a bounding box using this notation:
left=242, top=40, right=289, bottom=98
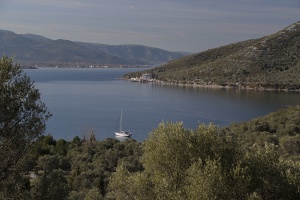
left=125, top=21, right=300, bottom=90
left=224, top=105, right=300, bottom=160
left=1, top=106, right=300, bottom=199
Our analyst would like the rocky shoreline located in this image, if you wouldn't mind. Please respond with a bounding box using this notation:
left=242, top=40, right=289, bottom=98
left=126, top=78, right=300, bottom=92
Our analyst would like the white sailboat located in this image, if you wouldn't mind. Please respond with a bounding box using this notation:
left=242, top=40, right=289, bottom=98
left=114, top=109, right=132, bottom=137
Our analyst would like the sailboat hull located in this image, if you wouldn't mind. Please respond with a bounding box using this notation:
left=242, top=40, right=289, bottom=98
left=114, top=131, right=132, bottom=137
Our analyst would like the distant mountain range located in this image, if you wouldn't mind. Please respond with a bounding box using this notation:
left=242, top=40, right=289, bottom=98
left=0, top=30, right=188, bottom=66
left=126, top=21, right=300, bottom=90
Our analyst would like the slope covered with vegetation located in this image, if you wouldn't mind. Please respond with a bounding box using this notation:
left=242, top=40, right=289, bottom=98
left=108, top=106, right=300, bottom=200
left=1, top=106, right=300, bottom=199
left=224, top=105, right=300, bottom=160
left=125, top=21, right=300, bottom=90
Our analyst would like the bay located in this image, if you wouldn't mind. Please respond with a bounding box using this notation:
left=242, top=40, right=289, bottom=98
left=25, top=67, right=300, bottom=142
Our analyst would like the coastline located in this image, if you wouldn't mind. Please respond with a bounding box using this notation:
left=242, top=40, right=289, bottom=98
left=125, top=78, right=300, bottom=92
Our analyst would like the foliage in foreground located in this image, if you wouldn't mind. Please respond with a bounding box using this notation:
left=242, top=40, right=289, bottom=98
left=1, top=110, right=300, bottom=199
left=108, top=122, right=300, bottom=200
left=0, top=55, right=51, bottom=199
left=0, top=133, right=143, bottom=199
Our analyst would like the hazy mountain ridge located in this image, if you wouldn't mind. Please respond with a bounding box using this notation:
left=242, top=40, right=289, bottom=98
left=0, top=30, right=187, bottom=66
left=128, top=21, right=300, bottom=90
left=75, top=42, right=186, bottom=65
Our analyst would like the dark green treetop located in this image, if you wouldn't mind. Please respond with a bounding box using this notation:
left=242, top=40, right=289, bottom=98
left=0, top=55, right=51, bottom=197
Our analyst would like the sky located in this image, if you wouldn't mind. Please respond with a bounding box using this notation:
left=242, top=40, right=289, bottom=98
left=0, top=0, right=299, bottom=53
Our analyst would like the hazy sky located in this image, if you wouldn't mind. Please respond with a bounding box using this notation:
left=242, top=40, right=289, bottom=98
left=0, top=0, right=299, bottom=52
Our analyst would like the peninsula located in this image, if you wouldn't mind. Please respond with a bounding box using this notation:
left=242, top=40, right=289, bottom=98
left=124, top=21, right=300, bottom=91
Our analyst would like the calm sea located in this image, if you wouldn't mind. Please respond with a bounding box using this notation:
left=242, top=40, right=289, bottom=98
left=25, top=68, right=300, bottom=142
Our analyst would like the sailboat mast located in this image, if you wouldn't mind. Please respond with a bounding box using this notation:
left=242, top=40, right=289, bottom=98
left=120, top=109, right=122, bottom=132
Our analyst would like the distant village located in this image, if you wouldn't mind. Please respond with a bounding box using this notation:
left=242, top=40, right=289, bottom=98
left=19, top=62, right=154, bottom=69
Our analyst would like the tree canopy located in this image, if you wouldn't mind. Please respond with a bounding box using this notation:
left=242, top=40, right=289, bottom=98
left=0, top=55, right=51, bottom=198
left=108, top=122, right=300, bottom=200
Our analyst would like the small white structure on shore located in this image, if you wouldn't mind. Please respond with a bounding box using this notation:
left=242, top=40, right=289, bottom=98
left=129, top=73, right=153, bottom=83
left=142, top=73, right=152, bottom=80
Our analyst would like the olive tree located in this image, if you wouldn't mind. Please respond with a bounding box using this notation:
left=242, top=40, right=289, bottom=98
left=108, top=122, right=240, bottom=199
left=108, top=116, right=300, bottom=199
left=0, top=55, right=51, bottom=195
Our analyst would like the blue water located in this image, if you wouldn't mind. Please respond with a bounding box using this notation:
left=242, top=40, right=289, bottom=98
left=25, top=68, right=300, bottom=142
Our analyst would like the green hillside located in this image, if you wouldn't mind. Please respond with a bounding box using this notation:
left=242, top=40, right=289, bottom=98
left=224, top=105, right=300, bottom=160
left=125, top=21, right=300, bottom=90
